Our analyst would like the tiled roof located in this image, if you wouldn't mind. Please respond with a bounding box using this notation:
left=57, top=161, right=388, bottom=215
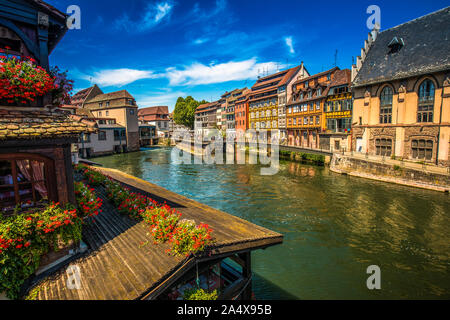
left=60, top=104, right=77, bottom=109
left=292, top=67, right=339, bottom=86
left=86, top=90, right=135, bottom=103
left=329, top=69, right=351, bottom=88
left=71, top=85, right=103, bottom=108
left=139, top=115, right=169, bottom=122
left=72, top=87, right=93, bottom=100
left=251, top=74, right=284, bottom=91
left=278, top=66, right=301, bottom=86
left=138, top=106, right=169, bottom=116
left=0, top=107, right=97, bottom=140
left=353, top=7, right=450, bottom=87
left=98, top=124, right=125, bottom=129
left=75, top=108, right=96, bottom=118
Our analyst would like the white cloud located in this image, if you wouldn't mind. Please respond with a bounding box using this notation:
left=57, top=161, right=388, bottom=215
left=284, top=36, right=295, bottom=54
left=165, top=58, right=283, bottom=86
left=115, top=2, right=173, bottom=32
left=82, top=68, right=159, bottom=87
left=153, top=2, right=172, bottom=23
left=135, top=90, right=186, bottom=109
left=193, top=38, right=209, bottom=45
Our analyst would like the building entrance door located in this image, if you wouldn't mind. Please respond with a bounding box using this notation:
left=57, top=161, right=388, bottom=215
left=356, top=138, right=363, bottom=153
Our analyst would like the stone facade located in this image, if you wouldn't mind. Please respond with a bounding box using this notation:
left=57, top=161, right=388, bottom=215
left=352, top=71, right=450, bottom=166
left=127, top=131, right=140, bottom=152
left=351, top=8, right=450, bottom=167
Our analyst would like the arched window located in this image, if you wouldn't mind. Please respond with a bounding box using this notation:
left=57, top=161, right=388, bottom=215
left=417, top=80, right=435, bottom=123
left=0, top=154, right=56, bottom=214
left=380, top=86, right=393, bottom=124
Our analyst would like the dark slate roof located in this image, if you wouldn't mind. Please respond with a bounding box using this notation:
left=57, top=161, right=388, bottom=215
left=30, top=167, right=283, bottom=300
left=353, top=7, right=450, bottom=87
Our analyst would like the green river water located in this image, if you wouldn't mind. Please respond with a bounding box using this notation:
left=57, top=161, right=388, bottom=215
left=94, top=147, right=450, bottom=299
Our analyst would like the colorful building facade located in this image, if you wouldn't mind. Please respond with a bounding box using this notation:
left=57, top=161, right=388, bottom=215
left=286, top=67, right=339, bottom=148
left=319, top=69, right=353, bottom=152
left=278, top=63, right=310, bottom=144
left=235, top=89, right=251, bottom=132
left=249, top=67, right=301, bottom=133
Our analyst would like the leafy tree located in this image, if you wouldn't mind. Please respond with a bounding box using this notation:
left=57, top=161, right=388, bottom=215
left=173, top=96, right=208, bottom=129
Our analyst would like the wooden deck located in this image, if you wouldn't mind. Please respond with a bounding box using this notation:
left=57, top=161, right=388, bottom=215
left=30, top=167, right=283, bottom=300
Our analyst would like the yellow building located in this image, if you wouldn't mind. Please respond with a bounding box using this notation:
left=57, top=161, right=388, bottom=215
left=320, top=69, right=353, bottom=152
left=249, top=67, right=300, bottom=133
left=351, top=7, right=450, bottom=166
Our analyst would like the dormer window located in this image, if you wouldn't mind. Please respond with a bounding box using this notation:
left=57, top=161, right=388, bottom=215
left=387, top=37, right=404, bottom=54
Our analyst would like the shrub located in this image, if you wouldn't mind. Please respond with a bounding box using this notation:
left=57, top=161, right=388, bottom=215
left=74, top=182, right=103, bottom=218
left=0, top=202, right=82, bottom=299
left=78, top=167, right=215, bottom=257
left=183, top=288, right=218, bottom=300
left=117, top=192, right=157, bottom=220
left=168, top=220, right=213, bottom=256
left=104, top=178, right=131, bottom=207
left=74, top=163, right=89, bottom=173
left=145, top=206, right=181, bottom=244
left=82, top=168, right=107, bottom=186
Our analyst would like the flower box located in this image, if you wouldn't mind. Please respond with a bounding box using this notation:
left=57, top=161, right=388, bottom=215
left=35, top=239, right=86, bottom=276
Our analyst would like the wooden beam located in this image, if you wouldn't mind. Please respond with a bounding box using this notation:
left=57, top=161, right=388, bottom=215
left=239, top=252, right=252, bottom=300
left=0, top=17, right=40, bottom=59
left=139, top=258, right=196, bottom=300
left=230, top=254, right=245, bottom=268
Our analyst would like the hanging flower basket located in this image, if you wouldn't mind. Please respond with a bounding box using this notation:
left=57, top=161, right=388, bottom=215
left=0, top=49, right=55, bottom=106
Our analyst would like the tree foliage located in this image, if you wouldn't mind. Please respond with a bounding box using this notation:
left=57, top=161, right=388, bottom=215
left=173, top=96, right=208, bottom=129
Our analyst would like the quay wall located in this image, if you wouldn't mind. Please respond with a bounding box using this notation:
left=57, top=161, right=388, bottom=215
left=330, top=154, right=450, bottom=192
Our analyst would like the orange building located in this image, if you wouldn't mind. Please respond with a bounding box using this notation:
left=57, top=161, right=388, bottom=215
left=286, top=67, right=339, bottom=148
left=235, top=89, right=251, bottom=132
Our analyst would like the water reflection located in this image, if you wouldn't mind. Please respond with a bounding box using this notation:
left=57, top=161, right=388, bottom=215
left=95, top=147, right=450, bottom=299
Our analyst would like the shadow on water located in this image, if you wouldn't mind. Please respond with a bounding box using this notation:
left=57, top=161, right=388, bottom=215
left=252, top=272, right=299, bottom=300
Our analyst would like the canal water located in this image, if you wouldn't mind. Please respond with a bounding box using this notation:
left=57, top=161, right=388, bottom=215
left=94, top=147, right=450, bottom=299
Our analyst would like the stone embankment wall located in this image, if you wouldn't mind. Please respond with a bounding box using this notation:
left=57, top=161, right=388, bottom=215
left=330, top=154, right=450, bottom=192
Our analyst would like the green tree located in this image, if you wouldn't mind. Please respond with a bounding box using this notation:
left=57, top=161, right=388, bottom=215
left=173, top=96, right=207, bottom=129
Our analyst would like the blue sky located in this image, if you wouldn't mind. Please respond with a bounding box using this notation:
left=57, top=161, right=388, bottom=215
left=48, top=0, right=449, bottom=112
